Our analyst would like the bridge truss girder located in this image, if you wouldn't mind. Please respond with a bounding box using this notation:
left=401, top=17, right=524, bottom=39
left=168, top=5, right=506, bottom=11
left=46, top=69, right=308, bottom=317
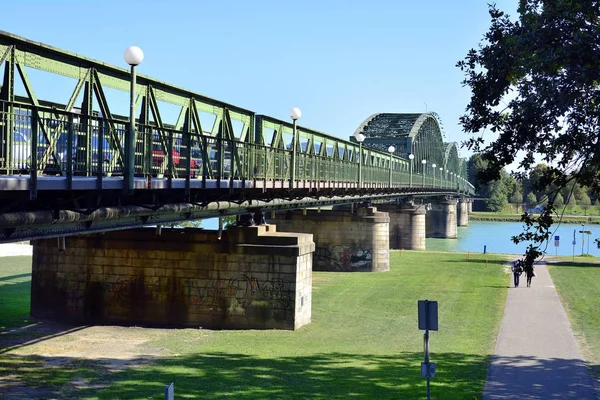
left=352, top=113, right=465, bottom=178
left=0, top=30, right=475, bottom=242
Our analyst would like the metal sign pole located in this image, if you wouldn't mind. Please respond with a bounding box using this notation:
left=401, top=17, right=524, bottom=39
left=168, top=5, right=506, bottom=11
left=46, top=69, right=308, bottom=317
left=424, top=329, right=430, bottom=400
left=573, top=229, right=576, bottom=261
left=418, top=300, right=437, bottom=400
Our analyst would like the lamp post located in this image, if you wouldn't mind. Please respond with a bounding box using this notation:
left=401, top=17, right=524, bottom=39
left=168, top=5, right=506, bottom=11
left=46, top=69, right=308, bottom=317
left=388, top=145, right=395, bottom=187
left=355, top=133, right=365, bottom=188
left=124, top=46, right=144, bottom=193
left=289, top=107, right=302, bottom=188
left=439, top=167, right=443, bottom=189
left=421, top=159, right=427, bottom=187
left=409, top=153, right=414, bottom=187
left=432, top=163, right=436, bottom=188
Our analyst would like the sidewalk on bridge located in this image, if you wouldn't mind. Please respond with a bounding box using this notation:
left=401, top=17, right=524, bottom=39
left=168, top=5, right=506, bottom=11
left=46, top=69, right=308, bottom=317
left=483, top=262, right=599, bottom=399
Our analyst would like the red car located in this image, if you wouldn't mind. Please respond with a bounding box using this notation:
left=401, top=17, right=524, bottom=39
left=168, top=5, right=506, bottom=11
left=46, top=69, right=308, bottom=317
left=152, top=144, right=200, bottom=170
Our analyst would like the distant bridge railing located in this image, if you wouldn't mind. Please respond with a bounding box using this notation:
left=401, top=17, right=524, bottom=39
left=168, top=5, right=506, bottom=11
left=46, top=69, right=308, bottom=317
left=0, top=102, right=474, bottom=195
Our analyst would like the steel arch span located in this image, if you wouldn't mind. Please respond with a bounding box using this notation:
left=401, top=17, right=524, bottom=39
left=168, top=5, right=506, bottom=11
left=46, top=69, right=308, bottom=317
left=352, top=113, right=463, bottom=176
left=444, top=142, right=460, bottom=174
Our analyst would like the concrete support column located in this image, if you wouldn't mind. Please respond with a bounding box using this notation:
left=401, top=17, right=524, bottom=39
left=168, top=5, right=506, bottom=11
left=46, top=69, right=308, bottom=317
left=468, top=199, right=473, bottom=214
left=426, top=199, right=458, bottom=239
left=457, top=198, right=469, bottom=227
left=267, top=207, right=390, bottom=272
left=31, top=226, right=314, bottom=330
left=378, top=203, right=426, bottom=250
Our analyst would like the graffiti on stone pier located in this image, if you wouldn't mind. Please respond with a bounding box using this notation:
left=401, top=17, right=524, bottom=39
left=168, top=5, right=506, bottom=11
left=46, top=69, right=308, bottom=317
left=103, top=276, right=159, bottom=301
left=315, top=245, right=372, bottom=270
left=56, top=275, right=160, bottom=309
left=55, top=272, right=291, bottom=318
left=184, top=275, right=292, bottom=314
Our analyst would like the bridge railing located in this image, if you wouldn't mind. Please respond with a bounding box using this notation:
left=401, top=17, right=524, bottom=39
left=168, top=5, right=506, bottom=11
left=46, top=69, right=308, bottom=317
left=0, top=102, right=473, bottom=194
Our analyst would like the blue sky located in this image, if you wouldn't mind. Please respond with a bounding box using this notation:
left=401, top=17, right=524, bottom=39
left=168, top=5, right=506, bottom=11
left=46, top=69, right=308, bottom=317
left=2, top=0, right=518, bottom=157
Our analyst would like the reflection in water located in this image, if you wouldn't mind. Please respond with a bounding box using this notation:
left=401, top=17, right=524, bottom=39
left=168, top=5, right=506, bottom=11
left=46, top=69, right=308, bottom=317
left=426, top=221, right=600, bottom=257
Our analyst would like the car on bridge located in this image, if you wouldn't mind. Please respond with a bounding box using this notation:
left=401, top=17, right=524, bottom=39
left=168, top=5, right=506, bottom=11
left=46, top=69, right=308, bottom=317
left=152, top=140, right=200, bottom=175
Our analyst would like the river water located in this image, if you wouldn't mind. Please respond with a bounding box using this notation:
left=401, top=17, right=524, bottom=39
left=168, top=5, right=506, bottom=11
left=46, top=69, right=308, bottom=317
left=201, top=218, right=599, bottom=257
left=427, top=220, right=599, bottom=257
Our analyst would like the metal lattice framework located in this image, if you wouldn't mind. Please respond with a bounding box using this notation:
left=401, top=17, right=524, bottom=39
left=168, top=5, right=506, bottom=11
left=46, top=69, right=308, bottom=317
left=0, top=31, right=475, bottom=242
left=352, top=113, right=463, bottom=178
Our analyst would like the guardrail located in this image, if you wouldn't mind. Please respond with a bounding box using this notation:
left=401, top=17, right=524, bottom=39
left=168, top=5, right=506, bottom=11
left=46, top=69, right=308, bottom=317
left=0, top=103, right=474, bottom=195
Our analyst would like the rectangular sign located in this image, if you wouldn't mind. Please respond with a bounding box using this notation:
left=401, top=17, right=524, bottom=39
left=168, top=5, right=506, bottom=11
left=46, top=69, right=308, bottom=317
left=421, top=362, right=437, bottom=378
left=418, top=300, right=438, bottom=331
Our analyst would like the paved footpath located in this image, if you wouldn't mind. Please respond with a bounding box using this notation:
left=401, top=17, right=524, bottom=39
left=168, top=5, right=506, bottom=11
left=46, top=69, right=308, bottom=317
left=483, top=262, right=599, bottom=399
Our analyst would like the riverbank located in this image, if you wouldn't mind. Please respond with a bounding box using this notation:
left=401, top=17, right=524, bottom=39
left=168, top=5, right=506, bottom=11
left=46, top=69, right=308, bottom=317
left=469, top=211, right=600, bottom=224
left=0, top=252, right=508, bottom=398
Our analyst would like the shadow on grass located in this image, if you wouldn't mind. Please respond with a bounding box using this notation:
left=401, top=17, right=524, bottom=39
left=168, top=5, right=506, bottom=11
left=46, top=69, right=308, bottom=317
left=548, top=261, right=600, bottom=268
left=485, top=354, right=598, bottom=399
left=447, top=258, right=508, bottom=266
left=0, top=278, right=89, bottom=354
left=0, top=321, right=89, bottom=355
left=1, top=351, right=598, bottom=399
left=0, top=351, right=491, bottom=399
left=0, top=273, right=31, bottom=283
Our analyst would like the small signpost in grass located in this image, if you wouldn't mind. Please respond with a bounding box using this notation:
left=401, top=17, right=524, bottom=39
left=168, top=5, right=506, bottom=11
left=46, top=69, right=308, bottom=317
left=418, top=300, right=438, bottom=400
left=165, top=382, right=174, bottom=400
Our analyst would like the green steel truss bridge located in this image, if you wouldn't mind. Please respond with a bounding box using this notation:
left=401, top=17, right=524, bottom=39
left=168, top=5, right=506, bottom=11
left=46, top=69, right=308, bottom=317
left=0, top=31, right=473, bottom=243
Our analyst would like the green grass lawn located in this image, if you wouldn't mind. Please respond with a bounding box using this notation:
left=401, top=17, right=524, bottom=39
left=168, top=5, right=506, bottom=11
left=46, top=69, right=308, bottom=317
left=470, top=211, right=600, bottom=224
left=0, top=252, right=509, bottom=399
left=0, top=256, right=34, bottom=331
left=548, top=260, right=600, bottom=380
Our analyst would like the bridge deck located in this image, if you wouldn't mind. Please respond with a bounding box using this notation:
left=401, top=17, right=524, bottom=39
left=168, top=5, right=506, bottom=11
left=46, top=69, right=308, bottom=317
left=0, top=175, right=408, bottom=191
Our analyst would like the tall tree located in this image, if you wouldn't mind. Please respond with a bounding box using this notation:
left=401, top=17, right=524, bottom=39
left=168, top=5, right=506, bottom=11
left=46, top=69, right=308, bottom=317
left=526, top=192, right=537, bottom=208
left=554, top=193, right=565, bottom=208
left=580, top=193, right=592, bottom=215
left=457, top=1, right=600, bottom=267
left=486, top=178, right=510, bottom=212
left=510, top=189, right=524, bottom=212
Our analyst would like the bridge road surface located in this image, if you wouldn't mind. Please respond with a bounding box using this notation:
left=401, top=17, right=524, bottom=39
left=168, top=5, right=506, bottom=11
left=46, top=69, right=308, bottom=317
left=483, top=262, right=599, bottom=399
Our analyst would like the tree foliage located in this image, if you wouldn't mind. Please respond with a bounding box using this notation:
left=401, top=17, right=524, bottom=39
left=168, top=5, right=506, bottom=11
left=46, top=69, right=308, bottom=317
left=554, top=192, right=564, bottom=208
left=510, top=189, right=523, bottom=206
left=458, top=0, right=600, bottom=267
left=526, top=192, right=537, bottom=208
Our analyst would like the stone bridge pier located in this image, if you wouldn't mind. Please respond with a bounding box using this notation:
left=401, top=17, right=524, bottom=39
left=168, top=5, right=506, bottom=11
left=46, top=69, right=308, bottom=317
left=377, top=203, right=426, bottom=250
left=31, top=226, right=314, bottom=330
left=457, top=198, right=469, bottom=227
left=425, top=199, right=457, bottom=239
left=266, top=207, right=390, bottom=272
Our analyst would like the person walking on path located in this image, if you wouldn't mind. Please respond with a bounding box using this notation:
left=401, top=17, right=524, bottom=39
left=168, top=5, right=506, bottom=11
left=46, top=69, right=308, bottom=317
left=483, top=262, right=598, bottom=399
left=512, top=261, right=522, bottom=288
left=523, top=263, right=535, bottom=287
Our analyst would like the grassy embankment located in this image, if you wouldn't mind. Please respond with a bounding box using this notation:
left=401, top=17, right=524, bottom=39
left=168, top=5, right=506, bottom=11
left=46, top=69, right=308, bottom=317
left=547, top=258, right=600, bottom=381
left=470, top=211, right=600, bottom=224
left=1, top=252, right=509, bottom=399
